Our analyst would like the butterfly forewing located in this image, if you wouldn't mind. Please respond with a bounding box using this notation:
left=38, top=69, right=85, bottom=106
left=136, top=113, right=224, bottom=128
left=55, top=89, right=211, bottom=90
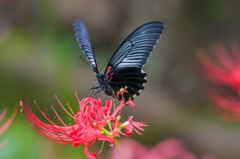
left=104, top=21, right=164, bottom=102
left=104, top=21, right=164, bottom=74
left=74, top=20, right=99, bottom=74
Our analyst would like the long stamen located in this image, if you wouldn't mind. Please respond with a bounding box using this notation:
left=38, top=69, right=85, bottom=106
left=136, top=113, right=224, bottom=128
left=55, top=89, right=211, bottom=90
left=67, top=102, right=76, bottom=116
left=55, top=95, right=75, bottom=118
left=51, top=106, right=67, bottom=127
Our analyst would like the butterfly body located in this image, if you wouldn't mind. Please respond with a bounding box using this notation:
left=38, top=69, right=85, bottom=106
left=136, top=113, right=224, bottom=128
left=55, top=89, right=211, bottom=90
left=96, top=73, right=114, bottom=97
left=74, top=20, right=164, bottom=102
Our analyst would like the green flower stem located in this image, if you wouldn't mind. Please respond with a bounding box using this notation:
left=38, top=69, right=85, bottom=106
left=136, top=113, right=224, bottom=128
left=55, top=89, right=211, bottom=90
left=101, top=127, right=112, bottom=136
left=114, top=137, right=128, bottom=159
left=115, top=116, right=121, bottom=129
left=119, top=125, right=124, bottom=131
left=107, top=121, right=113, bottom=130
left=115, top=120, right=118, bottom=129
left=119, top=123, right=127, bottom=131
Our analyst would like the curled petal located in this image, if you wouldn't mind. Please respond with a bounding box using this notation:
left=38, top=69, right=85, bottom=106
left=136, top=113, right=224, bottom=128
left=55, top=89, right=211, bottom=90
left=112, top=102, right=135, bottom=117
left=98, top=135, right=115, bottom=146
left=104, top=100, right=112, bottom=115
left=85, top=146, right=97, bottom=159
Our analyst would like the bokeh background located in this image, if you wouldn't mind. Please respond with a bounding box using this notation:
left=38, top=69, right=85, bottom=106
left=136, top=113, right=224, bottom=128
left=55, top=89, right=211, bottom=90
left=1, top=0, right=240, bottom=158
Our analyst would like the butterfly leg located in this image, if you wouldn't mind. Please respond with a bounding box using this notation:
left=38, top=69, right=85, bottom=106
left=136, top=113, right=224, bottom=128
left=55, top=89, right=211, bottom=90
left=98, top=90, right=101, bottom=99
left=86, top=86, right=100, bottom=98
left=112, top=94, right=116, bottom=109
left=92, top=78, right=98, bottom=95
left=93, top=89, right=102, bottom=98
left=104, top=94, right=108, bottom=105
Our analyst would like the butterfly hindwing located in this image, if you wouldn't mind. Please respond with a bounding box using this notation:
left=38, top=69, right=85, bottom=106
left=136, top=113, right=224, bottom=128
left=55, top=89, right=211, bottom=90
left=74, top=20, right=99, bottom=74
left=104, top=21, right=164, bottom=102
left=108, top=67, right=147, bottom=102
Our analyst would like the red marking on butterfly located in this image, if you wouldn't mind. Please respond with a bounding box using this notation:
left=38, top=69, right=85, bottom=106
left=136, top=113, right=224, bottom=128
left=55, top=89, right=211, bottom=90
left=106, top=66, right=112, bottom=74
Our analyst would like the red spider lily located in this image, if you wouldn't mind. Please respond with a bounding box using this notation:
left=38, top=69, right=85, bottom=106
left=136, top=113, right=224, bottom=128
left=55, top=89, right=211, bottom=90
left=20, top=90, right=147, bottom=159
left=109, top=138, right=217, bottom=159
left=197, top=42, right=240, bottom=122
left=207, top=89, right=240, bottom=122
left=0, top=105, right=18, bottom=148
left=197, top=42, right=240, bottom=92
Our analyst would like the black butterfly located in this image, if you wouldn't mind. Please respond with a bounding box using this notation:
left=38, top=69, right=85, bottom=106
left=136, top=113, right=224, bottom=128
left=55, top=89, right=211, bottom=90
left=73, top=20, right=164, bottom=102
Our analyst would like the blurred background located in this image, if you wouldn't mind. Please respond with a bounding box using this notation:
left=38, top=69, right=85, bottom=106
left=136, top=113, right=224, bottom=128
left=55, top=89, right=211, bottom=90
left=1, top=0, right=240, bottom=158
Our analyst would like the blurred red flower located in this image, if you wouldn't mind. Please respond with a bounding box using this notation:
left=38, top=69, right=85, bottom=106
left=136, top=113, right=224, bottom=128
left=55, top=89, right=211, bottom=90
left=20, top=89, right=147, bottom=159
left=197, top=42, right=240, bottom=122
left=0, top=106, right=18, bottom=148
left=197, top=42, right=240, bottom=91
left=207, top=89, right=240, bottom=122
left=109, top=138, right=217, bottom=159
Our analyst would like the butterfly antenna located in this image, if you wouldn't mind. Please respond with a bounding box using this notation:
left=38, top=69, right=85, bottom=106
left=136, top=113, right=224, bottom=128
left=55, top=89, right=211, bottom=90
left=79, top=55, right=91, bottom=67
left=99, top=57, right=110, bottom=72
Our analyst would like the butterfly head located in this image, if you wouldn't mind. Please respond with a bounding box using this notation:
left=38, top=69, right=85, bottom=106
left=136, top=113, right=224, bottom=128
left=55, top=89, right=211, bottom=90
left=96, top=73, right=105, bottom=87
left=96, top=73, right=108, bottom=82
left=96, top=73, right=102, bottom=78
